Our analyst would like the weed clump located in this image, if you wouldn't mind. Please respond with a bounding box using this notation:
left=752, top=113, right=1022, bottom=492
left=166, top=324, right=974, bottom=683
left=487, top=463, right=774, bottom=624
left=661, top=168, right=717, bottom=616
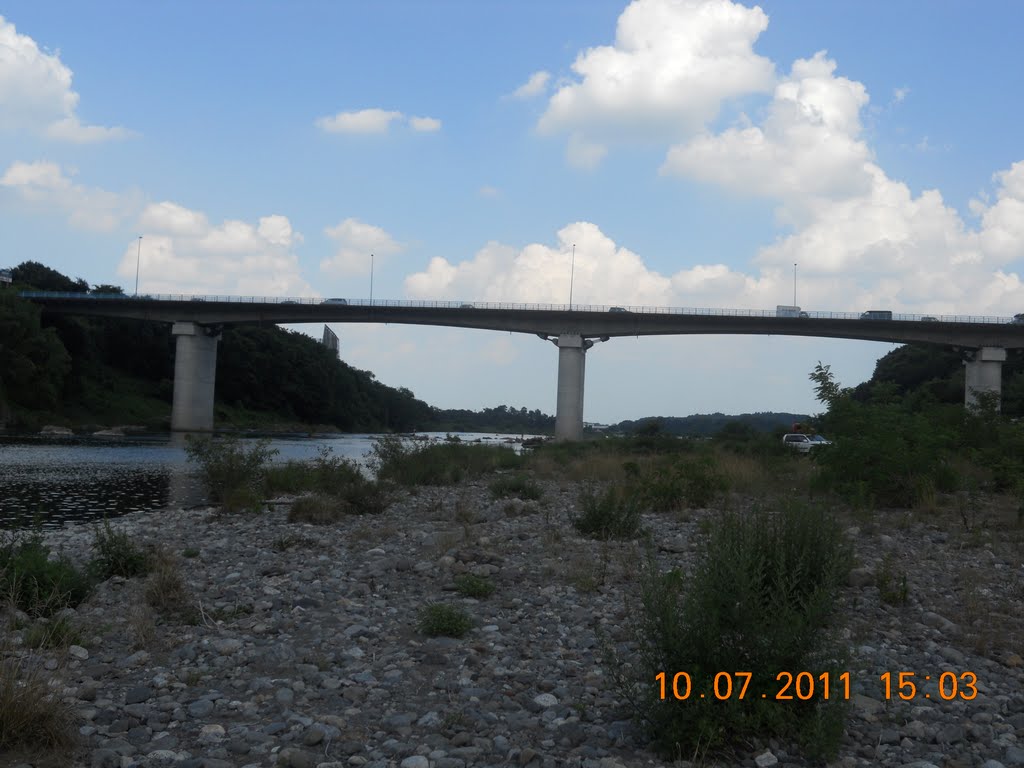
left=144, top=548, right=196, bottom=623
left=453, top=573, right=495, bottom=599
left=23, top=616, right=81, bottom=649
left=418, top=603, right=473, bottom=638
left=489, top=474, right=543, bottom=500
left=184, top=435, right=278, bottom=512
left=88, top=520, right=150, bottom=581
left=617, top=501, right=852, bottom=761
left=0, top=533, right=91, bottom=618
left=572, top=487, right=643, bottom=540
left=371, top=435, right=522, bottom=486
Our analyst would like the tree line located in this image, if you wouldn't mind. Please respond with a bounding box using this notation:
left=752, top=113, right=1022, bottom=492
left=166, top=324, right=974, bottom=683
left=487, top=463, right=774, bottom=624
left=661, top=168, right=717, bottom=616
left=0, top=261, right=554, bottom=433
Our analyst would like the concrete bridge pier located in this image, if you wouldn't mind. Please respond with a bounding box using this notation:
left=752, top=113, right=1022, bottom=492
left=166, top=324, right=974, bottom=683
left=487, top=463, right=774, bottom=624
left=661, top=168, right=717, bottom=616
left=550, top=334, right=594, bottom=441
left=963, top=346, right=1006, bottom=411
left=171, top=321, right=222, bottom=431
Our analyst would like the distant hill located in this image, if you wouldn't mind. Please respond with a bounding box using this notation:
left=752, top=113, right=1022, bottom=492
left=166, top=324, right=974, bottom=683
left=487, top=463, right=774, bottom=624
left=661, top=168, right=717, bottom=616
left=610, top=412, right=812, bottom=437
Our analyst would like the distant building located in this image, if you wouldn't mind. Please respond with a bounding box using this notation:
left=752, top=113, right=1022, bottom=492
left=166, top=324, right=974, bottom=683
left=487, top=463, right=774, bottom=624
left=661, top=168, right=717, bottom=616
left=322, top=325, right=339, bottom=359
left=0, top=268, right=12, bottom=285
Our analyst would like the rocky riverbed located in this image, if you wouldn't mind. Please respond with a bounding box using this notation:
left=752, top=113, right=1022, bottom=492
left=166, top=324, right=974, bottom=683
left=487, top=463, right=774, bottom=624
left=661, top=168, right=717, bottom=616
left=6, top=480, right=1024, bottom=768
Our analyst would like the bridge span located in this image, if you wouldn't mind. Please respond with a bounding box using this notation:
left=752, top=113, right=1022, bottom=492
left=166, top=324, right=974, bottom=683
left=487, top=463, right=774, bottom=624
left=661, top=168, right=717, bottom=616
left=22, top=292, right=1024, bottom=439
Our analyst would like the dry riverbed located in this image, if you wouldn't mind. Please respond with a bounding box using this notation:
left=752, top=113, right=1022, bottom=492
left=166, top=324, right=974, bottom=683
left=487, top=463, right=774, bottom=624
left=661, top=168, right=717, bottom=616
left=6, top=480, right=1024, bottom=768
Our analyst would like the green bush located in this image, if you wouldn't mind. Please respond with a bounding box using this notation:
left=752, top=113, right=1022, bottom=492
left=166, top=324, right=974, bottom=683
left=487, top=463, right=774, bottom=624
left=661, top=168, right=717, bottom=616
left=0, top=649, right=77, bottom=755
left=489, top=474, right=543, bottom=500
left=572, top=487, right=643, bottom=540
left=0, top=534, right=92, bottom=618
left=454, top=573, right=495, bottom=599
left=618, top=501, right=852, bottom=761
left=88, top=520, right=150, bottom=580
left=370, top=435, right=522, bottom=486
left=184, top=435, right=278, bottom=513
left=418, top=603, right=473, bottom=638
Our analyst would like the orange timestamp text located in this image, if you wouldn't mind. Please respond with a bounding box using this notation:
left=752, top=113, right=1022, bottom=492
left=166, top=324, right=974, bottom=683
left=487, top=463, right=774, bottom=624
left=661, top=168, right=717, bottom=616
left=655, top=671, right=979, bottom=702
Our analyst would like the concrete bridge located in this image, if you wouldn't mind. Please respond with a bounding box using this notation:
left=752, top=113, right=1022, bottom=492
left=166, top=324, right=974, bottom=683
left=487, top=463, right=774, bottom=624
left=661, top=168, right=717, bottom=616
left=21, top=291, right=1024, bottom=439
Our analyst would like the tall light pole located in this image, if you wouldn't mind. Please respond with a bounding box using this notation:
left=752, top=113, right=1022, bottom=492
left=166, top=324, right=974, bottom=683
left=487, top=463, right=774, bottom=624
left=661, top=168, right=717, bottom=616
left=134, top=236, right=142, bottom=296
left=569, top=243, right=576, bottom=310
left=369, top=253, right=374, bottom=306
left=793, top=262, right=797, bottom=306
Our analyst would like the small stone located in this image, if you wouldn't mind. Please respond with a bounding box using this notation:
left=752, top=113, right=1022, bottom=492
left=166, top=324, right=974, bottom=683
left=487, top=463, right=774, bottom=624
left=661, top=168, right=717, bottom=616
left=199, top=723, right=226, bottom=743
left=755, top=751, right=778, bottom=768
left=188, top=699, right=214, bottom=718
left=69, top=644, right=89, bottom=660
left=304, top=726, right=326, bottom=746
left=847, top=567, right=874, bottom=588
left=400, top=758, right=429, bottom=768
left=124, top=685, right=153, bottom=705
left=213, top=638, right=243, bottom=654
left=533, top=693, right=558, bottom=708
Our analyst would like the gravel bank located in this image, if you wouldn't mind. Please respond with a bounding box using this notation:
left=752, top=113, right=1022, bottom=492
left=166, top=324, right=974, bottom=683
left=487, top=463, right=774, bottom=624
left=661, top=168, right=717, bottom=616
left=7, top=480, right=1024, bottom=768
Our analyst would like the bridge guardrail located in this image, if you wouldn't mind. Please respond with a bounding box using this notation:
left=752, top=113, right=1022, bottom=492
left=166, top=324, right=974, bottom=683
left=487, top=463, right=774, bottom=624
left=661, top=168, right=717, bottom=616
left=17, top=291, right=1012, bottom=325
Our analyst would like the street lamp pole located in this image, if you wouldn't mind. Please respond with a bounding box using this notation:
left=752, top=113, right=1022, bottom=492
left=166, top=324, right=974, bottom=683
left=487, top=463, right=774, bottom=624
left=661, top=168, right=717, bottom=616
left=370, top=253, right=374, bottom=306
left=793, top=262, right=797, bottom=306
left=569, top=243, right=576, bottom=310
left=135, top=236, right=142, bottom=296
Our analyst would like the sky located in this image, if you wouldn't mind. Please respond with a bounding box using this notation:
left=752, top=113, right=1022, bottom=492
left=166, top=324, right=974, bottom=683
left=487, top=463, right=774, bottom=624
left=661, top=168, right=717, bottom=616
left=2, top=0, right=1024, bottom=424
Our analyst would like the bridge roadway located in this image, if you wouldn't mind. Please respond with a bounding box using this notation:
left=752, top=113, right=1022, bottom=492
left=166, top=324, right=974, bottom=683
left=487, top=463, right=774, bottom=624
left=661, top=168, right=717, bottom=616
left=22, top=292, right=1024, bottom=438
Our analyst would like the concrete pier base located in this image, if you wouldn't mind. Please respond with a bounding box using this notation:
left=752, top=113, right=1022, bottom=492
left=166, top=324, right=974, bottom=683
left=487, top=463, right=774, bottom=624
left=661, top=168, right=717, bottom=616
left=964, top=346, right=1006, bottom=411
left=171, top=322, right=221, bottom=432
left=554, top=334, right=592, bottom=441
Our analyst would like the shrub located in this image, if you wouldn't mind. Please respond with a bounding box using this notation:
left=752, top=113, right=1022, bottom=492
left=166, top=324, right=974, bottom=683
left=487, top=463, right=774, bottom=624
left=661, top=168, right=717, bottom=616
left=453, top=573, right=495, bottom=599
left=617, top=501, right=852, bottom=761
left=489, top=474, right=543, bottom=500
left=0, top=534, right=91, bottom=618
left=418, top=603, right=473, bottom=638
left=572, top=487, right=643, bottom=540
left=88, top=520, right=150, bottom=580
left=288, top=494, right=349, bottom=524
left=184, top=435, right=278, bottom=512
left=370, top=435, right=522, bottom=486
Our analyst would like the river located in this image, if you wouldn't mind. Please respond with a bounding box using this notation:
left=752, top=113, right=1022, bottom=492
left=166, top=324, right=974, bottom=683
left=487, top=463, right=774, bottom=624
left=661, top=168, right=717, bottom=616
left=0, top=432, right=532, bottom=531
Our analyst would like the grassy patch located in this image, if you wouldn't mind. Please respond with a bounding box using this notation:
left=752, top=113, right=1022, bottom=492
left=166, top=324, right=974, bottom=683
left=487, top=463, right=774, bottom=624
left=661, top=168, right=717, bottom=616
left=572, top=487, right=643, bottom=540
left=184, top=435, right=278, bottom=513
left=489, top=474, right=543, bottom=500
left=88, top=520, right=150, bottom=580
left=418, top=603, right=473, bottom=638
left=453, top=573, right=495, bottom=599
left=144, top=548, right=197, bottom=623
left=0, top=651, right=77, bottom=757
left=0, top=533, right=92, bottom=618
left=370, top=435, right=522, bottom=486
left=23, top=616, right=81, bottom=650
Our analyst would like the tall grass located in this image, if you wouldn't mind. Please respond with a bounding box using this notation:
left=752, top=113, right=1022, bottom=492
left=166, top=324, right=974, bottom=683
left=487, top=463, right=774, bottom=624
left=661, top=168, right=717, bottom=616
left=0, top=533, right=91, bottom=618
left=370, top=435, right=522, bottom=486
left=616, top=501, right=852, bottom=761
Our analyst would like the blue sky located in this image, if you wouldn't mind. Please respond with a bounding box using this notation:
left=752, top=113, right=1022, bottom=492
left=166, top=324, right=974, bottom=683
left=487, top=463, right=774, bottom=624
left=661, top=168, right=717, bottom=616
left=3, top=1, right=1023, bottom=424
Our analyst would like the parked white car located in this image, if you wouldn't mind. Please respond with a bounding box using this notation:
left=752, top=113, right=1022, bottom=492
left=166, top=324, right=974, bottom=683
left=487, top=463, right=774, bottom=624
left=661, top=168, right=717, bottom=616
left=783, top=433, right=832, bottom=453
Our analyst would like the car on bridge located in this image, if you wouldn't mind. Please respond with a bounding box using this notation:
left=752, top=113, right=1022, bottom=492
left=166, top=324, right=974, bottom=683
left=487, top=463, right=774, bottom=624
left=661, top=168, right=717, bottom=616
left=322, top=298, right=348, bottom=305
left=1012, top=314, right=1024, bottom=324
left=860, top=310, right=892, bottom=320
left=608, top=306, right=629, bottom=313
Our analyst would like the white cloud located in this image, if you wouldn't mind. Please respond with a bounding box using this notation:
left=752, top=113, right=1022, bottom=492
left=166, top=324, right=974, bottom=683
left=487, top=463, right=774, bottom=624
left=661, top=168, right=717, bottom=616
left=321, top=217, right=402, bottom=276
left=0, top=15, right=132, bottom=142
left=118, top=202, right=311, bottom=296
left=315, top=108, right=403, bottom=134
left=537, top=0, right=775, bottom=163
left=892, top=86, right=910, bottom=104
left=315, top=108, right=442, bottom=135
left=0, top=160, right=138, bottom=231
left=510, top=70, right=551, bottom=100
left=566, top=133, right=607, bottom=170
left=478, top=185, right=501, bottom=199
left=409, top=115, right=441, bottom=132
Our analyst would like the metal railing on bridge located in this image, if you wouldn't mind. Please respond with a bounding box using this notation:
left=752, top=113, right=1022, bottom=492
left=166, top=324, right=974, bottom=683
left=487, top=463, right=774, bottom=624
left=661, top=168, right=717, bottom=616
left=17, top=291, right=1013, bottom=325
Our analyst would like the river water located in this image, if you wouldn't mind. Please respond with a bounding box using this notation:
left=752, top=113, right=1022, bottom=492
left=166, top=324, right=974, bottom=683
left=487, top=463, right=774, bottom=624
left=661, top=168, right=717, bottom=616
left=0, top=432, right=529, bottom=531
